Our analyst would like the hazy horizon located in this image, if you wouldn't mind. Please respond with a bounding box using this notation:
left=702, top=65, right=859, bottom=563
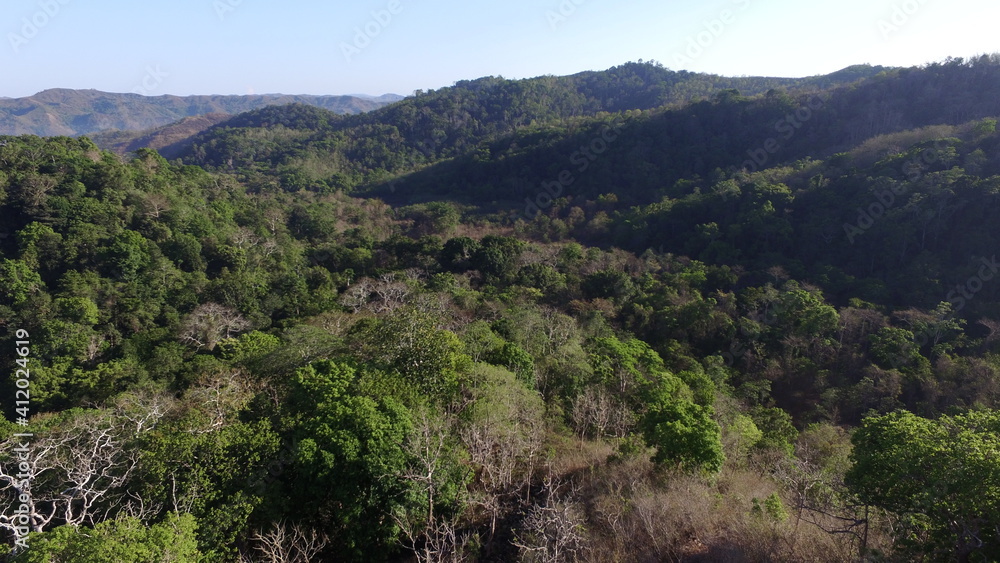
left=2, top=0, right=997, bottom=98
left=1, top=60, right=913, bottom=100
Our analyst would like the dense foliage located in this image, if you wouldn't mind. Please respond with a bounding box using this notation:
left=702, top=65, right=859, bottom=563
left=3, top=57, right=1000, bottom=561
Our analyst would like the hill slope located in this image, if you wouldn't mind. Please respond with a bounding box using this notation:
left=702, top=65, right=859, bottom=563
left=170, top=62, right=892, bottom=191
left=170, top=59, right=1000, bottom=206
left=5, top=57, right=1000, bottom=562
left=88, top=113, right=233, bottom=157
left=0, top=89, right=400, bottom=137
left=386, top=57, right=1000, bottom=208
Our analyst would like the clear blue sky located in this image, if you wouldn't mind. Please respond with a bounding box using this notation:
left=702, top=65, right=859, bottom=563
left=1, top=0, right=997, bottom=98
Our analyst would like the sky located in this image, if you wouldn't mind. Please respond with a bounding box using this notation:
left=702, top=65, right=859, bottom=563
left=0, top=0, right=997, bottom=98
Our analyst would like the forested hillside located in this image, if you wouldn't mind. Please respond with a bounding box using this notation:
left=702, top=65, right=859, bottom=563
left=0, top=89, right=401, bottom=138
left=88, top=114, right=234, bottom=158
left=3, top=57, right=1000, bottom=562
left=173, top=62, right=890, bottom=195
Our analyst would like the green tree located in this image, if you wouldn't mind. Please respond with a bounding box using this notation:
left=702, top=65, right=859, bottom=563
left=749, top=406, right=798, bottom=456
left=587, top=336, right=724, bottom=471
left=869, top=326, right=922, bottom=370
left=441, top=236, right=481, bottom=272
left=54, top=296, right=100, bottom=325
left=471, top=235, right=524, bottom=281
left=847, top=410, right=1000, bottom=561
left=641, top=381, right=725, bottom=473
left=348, top=309, right=471, bottom=399
left=403, top=201, right=460, bottom=236
left=16, top=222, right=64, bottom=275
left=217, top=330, right=282, bottom=367
left=282, top=360, right=413, bottom=561
left=774, top=285, right=840, bottom=340
left=11, top=513, right=201, bottom=563
left=103, top=229, right=151, bottom=281
left=486, top=341, right=536, bottom=388
left=0, top=259, right=43, bottom=306
left=582, top=269, right=636, bottom=302
left=136, top=414, right=277, bottom=560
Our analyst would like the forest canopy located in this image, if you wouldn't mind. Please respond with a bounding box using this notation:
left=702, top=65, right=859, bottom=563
left=4, top=57, right=1000, bottom=561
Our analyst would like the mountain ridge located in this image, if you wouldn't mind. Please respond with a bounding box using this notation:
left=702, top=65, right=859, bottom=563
left=5, top=57, right=1000, bottom=563
left=0, top=89, right=402, bottom=137
left=167, top=61, right=954, bottom=199
left=4, top=62, right=892, bottom=147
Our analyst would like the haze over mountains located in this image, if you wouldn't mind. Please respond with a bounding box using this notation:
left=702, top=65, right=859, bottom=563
left=64, top=63, right=888, bottom=158
left=3, top=64, right=891, bottom=144
left=77, top=55, right=1000, bottom=309
left=153, top=60, right=993, bottom=200
left=7, top=56, right=1000, bottom=561
left=0, top=89, right=405, bottom=138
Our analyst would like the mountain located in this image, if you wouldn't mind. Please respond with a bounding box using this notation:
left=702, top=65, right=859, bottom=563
left=171, top=60, right=1000, bottom=203
left=0, top=89, right=399, bottom=137
left=6, top=57, right=1000, bottom=562
left=160, top=56, right=1000, bottom=307
left=166, top=62, right=891, bottom=191
left=88, top=113, right=232, bottom=157
left=381, top=58, right=1000, bottom=207
left=80, top=62, right=890, bottom=160
left=350, top=93, right=407, bottom=103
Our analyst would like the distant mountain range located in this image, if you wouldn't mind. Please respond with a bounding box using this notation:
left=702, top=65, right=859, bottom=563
left=1, top=65, right=895, bottom=159
left=88, top=113, right=235, bottom=157
left=83, top=63, right=894, bottom=158
left=349, top=93, right=409, bottom=103
left=0, top=89, right=405, bottom=137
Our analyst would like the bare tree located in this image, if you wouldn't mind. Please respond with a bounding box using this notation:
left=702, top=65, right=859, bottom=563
left=395, top=511, right=471, bottom=563
left=179, top=302, right=251, bottom=351
left=0, top=410, right=148, bottom=545
left=570, top=388, right=634, bottom=441
left=339, top=278, right=375, bottom=313
left=0, top=390, right=175, bottom=550
left=111, top=389, right=174, bottom=434
left=141, top=193, right=171, bottom=219
left=395, top=408, right=472, bottom=563
left=371, top=273, right=412, bottom=313
left=263, top=208, right=286, bottom=235
left=16, top=173, right=56, bottom=210
left=242, top=520, right=329, bottom=563
left=773, top=451, right=896, bottom=560
left=340, top=274, right=412, bottom=314
left=182, top=368, right=262, bottom=433
left=231, top=227, right=260, bottom=250
left=460, top=369, right=545, bottom=546
left=512, top=475, right=588, bottom=563
left=85, top=333, right=106, bottom=363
